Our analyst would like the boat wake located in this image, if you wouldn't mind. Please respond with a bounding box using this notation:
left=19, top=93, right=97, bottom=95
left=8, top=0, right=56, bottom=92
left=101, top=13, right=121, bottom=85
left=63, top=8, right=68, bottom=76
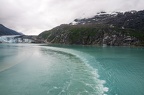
left=42, top=46, right=109, bottom=95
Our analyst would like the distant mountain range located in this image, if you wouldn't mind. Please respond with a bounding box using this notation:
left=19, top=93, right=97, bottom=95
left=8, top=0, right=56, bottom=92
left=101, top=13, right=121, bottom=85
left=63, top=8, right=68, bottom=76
left=39, top=10, right=144, bottom=46
left=0, top=24, right=22, bottom=36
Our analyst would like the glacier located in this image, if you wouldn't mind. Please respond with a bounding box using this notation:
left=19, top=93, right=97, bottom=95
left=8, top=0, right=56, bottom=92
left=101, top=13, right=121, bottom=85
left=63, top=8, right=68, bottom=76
left=0, top=35, right=33, bottom=43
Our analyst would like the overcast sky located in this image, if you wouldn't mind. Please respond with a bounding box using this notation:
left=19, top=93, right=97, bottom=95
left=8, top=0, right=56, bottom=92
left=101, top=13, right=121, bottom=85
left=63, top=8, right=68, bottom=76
left=0, top=0, right=144, bottom=35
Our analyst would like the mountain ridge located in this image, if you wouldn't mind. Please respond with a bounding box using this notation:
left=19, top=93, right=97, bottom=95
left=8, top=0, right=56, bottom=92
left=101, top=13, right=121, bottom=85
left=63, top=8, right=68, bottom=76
left=39, top=10, right=144, bottom=46
left=0, top=24, right=22, bottom=36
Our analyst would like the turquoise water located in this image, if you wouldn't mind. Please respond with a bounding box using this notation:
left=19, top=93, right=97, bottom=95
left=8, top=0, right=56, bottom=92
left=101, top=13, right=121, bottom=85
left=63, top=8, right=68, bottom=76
left=0, top=44, right=144, bottom=95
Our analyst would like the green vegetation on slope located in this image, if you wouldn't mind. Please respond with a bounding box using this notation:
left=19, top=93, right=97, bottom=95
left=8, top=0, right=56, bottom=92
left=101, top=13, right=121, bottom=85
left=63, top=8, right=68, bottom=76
left=38, top=10, right=144, bottom=46
left=39, top=24, right=144, bottom=46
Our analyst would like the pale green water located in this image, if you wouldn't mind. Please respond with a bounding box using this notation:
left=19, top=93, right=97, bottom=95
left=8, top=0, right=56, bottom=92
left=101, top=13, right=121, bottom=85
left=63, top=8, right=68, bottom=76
left=0, top=44, right=144, bottom=95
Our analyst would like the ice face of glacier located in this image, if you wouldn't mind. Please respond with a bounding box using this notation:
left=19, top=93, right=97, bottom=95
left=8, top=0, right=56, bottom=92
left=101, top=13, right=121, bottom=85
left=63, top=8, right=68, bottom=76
left=0, top=35, right=33, bottom=43
left=0, top=35, right=18, bottom=43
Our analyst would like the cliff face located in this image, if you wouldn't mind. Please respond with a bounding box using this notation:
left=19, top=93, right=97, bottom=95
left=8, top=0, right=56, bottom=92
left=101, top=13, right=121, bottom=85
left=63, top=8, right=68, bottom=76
left=38, top=10, right=144, bottom=46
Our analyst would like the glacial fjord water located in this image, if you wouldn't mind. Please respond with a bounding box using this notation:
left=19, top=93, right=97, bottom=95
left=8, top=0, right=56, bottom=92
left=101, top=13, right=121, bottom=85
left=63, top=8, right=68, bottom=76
left=0, top=44, right=144, bottom=95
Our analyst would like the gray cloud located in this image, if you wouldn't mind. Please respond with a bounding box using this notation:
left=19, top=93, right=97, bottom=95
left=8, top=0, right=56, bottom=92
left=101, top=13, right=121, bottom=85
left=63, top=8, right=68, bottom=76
left=0, top=0, right=144, bottom=35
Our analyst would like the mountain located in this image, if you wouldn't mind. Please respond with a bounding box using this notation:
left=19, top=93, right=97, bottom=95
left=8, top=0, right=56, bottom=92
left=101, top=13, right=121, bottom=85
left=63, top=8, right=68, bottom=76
left=0, top=24, right=22, bottom=35
left=38, top=10, right=144, bottom=46
left=72, top=10, right=144, bottom=31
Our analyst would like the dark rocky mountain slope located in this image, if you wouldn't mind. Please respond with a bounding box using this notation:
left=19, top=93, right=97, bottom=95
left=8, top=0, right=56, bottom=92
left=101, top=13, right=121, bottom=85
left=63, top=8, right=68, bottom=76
left=0, top=24, right=22, bottom=35
left=39, top=10, right=144, bottom=46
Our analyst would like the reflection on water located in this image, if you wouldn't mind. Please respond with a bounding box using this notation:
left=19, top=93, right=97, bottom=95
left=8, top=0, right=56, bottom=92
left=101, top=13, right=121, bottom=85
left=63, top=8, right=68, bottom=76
left=0, top=44, right=36, bottom=72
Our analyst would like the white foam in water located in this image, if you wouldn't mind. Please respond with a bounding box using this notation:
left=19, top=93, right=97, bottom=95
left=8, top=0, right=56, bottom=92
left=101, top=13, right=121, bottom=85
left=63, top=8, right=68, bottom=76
left=42, top=46, right=109, bottom=95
